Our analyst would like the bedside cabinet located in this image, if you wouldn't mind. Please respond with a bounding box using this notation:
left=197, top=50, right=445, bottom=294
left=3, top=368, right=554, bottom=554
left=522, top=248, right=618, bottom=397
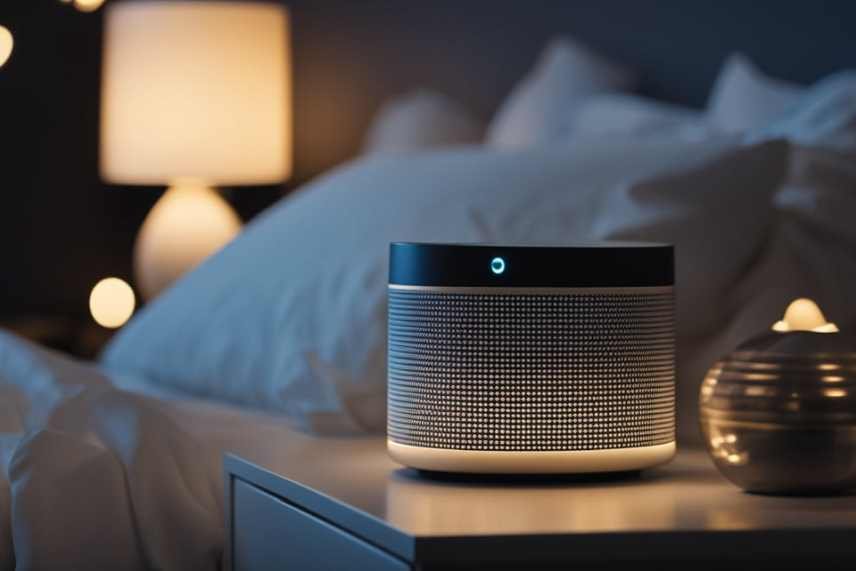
left=225, top=439, right=856, bottom=571
left=228, top=477, right=405, bottom=570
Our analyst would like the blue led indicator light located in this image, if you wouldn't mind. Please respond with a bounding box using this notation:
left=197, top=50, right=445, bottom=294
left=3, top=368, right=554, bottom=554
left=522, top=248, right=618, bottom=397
left=490, top=257, right=506, bottom=275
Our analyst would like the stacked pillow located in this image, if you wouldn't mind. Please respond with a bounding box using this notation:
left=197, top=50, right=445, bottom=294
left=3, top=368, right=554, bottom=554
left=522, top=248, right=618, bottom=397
left=753, top=71, right=856, bottom=151
left=362, top=37, right=637, bottom=153
left=707, top=54, right=804, bottom=133
left=362, top=90, right=483, bottom=154
left=569, top=94, right=710, bottom=140
left=485, top=38, right=636, bottom=148
left=363, top=41, right=818, bottom=151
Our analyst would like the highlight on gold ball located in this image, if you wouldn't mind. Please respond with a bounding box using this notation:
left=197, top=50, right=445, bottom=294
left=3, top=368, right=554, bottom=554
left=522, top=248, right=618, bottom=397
left=89, top=277, right=136, bottom=329
left=0, top=25, right=14, bottom=69
left=73, top=0, right=107, bottom=13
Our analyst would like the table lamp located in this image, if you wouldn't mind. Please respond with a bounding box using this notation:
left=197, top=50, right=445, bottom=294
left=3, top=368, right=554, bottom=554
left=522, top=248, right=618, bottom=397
left=100, top=1, right=291, bottom=299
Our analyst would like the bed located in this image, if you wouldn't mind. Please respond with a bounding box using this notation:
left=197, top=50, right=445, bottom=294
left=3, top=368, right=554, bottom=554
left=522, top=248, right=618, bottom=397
left=0, top=334, right=316, bottom=570
left=4, top=1, right=856, bottom=569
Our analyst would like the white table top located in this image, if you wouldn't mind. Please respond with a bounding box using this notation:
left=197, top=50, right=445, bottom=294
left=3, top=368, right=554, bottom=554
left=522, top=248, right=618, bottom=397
left=233, top=434, right=856, bottom=538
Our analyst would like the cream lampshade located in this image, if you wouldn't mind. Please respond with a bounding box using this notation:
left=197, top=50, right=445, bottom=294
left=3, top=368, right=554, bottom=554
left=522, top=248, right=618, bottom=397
left=100, top=1, right=291, bottom=299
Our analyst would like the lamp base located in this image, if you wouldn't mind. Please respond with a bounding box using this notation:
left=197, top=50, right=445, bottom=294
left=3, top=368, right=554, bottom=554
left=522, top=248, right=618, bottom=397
left=134, top=182, right=241, bottom=300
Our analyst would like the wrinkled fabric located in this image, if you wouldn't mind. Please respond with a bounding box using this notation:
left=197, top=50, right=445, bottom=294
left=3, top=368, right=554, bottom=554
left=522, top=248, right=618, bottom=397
left=0, top=334, right=223, bottom=571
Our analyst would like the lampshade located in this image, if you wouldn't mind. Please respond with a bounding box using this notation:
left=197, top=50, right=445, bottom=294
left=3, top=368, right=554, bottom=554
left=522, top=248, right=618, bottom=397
left=100, top=1, right=292, bottom=186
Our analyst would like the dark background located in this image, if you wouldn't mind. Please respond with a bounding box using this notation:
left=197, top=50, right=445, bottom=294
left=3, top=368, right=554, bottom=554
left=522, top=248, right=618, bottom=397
left=2, top=0, right=855, bottom=321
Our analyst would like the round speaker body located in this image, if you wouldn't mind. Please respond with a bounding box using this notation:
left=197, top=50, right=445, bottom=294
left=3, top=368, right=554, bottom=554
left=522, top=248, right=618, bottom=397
left=387, top=242, right=676, bottom=474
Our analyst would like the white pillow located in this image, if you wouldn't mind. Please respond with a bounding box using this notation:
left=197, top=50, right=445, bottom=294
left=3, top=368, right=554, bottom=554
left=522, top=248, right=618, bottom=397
left=707, top=53, right=804, bottom=133
left=486, top=37, right=635, bottom=149
left=101, top=136, right=787, bottom=442
left=752, top=71, right=856, bottom=245
left=752, top=71, right=856, bottom=152
left=362, top=90, right=483, bottom=154
left=571, top=94, right=711, bottom=140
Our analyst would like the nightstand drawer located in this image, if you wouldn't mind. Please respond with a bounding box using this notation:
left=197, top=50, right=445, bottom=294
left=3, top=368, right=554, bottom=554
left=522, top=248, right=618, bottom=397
left=232, top=479, right=409, bottom=571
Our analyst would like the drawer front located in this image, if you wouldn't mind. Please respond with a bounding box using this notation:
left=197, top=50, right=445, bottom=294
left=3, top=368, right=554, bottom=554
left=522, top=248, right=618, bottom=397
left=232, top=479, right=409, bottom=571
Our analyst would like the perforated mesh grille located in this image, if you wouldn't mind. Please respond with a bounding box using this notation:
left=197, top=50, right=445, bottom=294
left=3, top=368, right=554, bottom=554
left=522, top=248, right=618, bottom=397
left=388, top=288, right=675, bottom=451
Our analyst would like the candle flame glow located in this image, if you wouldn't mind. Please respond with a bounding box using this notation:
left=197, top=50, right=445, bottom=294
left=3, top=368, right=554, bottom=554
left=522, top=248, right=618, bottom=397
left=772, top=298, right=839, bottom=333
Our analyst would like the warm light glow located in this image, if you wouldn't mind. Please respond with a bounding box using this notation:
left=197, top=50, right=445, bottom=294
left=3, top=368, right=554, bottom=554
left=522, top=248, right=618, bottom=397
left=100, top=2, right=292, bottom=185
left=743, top=386, right=771, bottom=397
left=74, top=0, right=106, bottom=12
left=708, top=430, right=748, bottom=466
left=772, top=298, right=839, bottom=333
left=742, top=373, right=776, bottom=381
left=134, top=182, right=241, bottom=300
left=0, top=26, right=13, bottom=69
left=90, top=277, right=136, bottom=328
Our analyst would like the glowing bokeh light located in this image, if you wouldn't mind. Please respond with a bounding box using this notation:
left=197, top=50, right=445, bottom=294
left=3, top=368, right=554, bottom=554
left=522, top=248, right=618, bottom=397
left=0, top=26, right=13, bottom=69
left=90, top=277, right=136, bottom=328
left=74, top=0, right=107, bottom=13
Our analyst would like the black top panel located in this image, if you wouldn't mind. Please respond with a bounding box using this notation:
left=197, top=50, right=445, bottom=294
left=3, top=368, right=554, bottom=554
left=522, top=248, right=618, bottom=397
left=389, top=242, right=674, bottom=287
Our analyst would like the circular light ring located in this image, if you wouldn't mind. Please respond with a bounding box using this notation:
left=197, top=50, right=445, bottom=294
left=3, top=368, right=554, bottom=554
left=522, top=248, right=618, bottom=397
left=490, top=257, right=505, bottom=275
left=389, top=242, right=674, bottom=287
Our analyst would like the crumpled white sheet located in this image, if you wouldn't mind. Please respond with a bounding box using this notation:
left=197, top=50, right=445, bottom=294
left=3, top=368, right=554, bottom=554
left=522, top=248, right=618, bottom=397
left=0, top=332, right=224, bottom=571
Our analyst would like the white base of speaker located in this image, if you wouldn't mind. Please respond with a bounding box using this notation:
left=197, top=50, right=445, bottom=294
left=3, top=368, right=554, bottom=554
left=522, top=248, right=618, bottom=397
left=388, top=440, right=676, bottom=474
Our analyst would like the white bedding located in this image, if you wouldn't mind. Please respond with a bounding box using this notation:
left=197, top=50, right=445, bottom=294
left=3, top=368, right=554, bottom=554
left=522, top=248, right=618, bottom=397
left=0, top=331, right=321, bottom=571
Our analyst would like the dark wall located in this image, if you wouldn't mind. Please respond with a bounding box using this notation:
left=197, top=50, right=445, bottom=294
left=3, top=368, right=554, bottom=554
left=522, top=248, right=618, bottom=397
left=1, top=1, right=125, bottom=318
left=2, top=0, right=856, bottom=319
left=289, top=0, right=856, bottom=175
left=0, top=0, right=281, bottom=319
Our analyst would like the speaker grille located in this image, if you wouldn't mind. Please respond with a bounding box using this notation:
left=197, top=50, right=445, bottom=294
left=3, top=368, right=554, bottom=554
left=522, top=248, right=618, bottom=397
left=388, top=288, right=675, bottom=452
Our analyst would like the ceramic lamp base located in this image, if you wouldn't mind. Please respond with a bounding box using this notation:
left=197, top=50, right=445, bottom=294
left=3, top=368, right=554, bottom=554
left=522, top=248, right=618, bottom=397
left=134, top=182, right=241, bottom=300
